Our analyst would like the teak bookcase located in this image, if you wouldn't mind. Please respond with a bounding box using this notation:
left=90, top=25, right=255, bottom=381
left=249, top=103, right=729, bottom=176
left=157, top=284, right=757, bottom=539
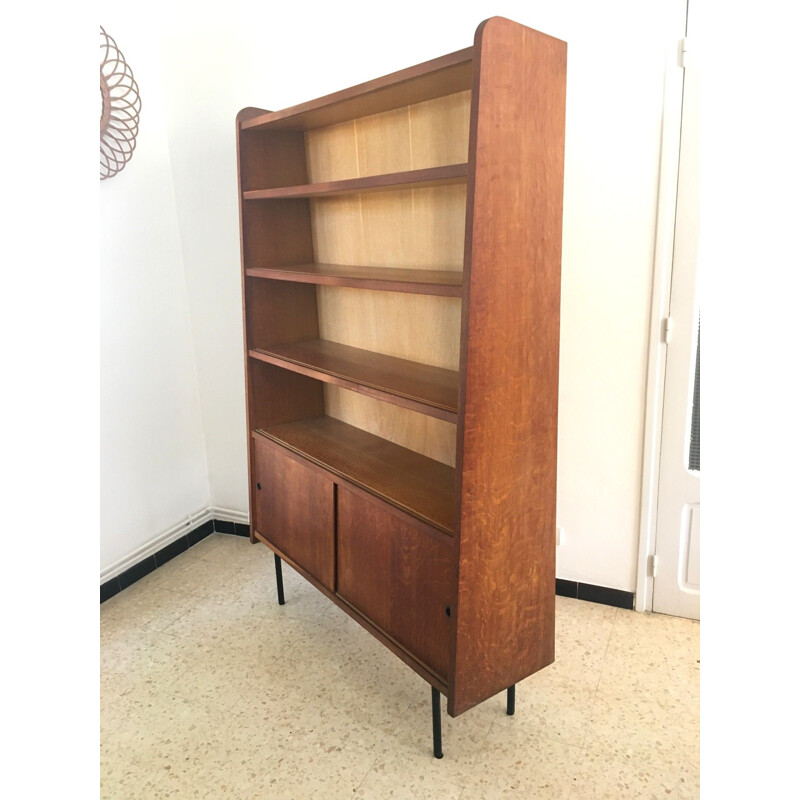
left=236, top=17, right=566, bottom=757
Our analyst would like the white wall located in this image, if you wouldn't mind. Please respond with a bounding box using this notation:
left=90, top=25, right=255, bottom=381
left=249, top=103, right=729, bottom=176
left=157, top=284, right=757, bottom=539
left=100, top=19, right=211, bottom=577
left=101, top=0, right=685, bottom=592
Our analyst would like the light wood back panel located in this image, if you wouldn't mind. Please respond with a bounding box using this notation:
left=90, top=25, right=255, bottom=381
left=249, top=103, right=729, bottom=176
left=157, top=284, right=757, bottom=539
left=324, top=386, right=456, bottom=467
left=305, top=90, right=470, bottom=180
left=311, top=186, right=466, bottom=271
left=306, top=92, right=470, bottom=273
left=317, top=287, right=461, bottom=370
left=305, top=91, right=469, bottom=466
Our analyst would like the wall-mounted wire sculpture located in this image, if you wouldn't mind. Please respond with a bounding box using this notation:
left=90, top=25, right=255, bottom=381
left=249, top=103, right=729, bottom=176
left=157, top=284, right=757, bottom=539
left=100, top=26, right=141, bottom=180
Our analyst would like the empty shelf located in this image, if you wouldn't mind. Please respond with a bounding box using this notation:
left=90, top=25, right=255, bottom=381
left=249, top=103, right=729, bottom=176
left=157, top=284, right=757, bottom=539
left=245, top=263, right=463, bottom=297
left=255, top=416, right=455, bottom=534
left=242, top=164, right=468, bottom=200
left=250, top=340, right=458, bottom=422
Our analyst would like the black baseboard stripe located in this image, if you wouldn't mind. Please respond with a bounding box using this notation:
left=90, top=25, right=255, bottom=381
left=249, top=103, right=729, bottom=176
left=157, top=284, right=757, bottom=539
left=556, top=579, right=634, bottom=610
left=100, top=519, right=246, bottom=603
left=555, top=578, right=578, bottom=598
left=102, top=520, right=632, bottom=611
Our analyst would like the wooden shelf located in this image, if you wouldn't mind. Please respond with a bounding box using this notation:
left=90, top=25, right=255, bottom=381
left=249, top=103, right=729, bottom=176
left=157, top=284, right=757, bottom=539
left=250, top=340, right=458, bottom=422
left=239, top=48, right=473, bottom=131
left=242, top=164, right=468, bottom=201
left=245, top=263, right=463, bottom=297
left=254, top=417, right=455, bottom=534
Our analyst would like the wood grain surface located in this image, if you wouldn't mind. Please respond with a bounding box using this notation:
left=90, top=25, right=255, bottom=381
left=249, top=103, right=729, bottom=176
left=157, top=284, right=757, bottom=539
left=241, top=48, right=473, bottom=131
left=449, top=17, right=566, bottom=717
left=249, top=339, right=459, bottom=421
left=253, top=437, right=335, bottom=590
left=256, top=417, right=456, bottom=533
left=251, top=526, right=448, bottom=693
left=243, top=163, right=467, bottom=200
left=337, top=487, right=454, bottom=679
left=245, top=263, right=462, bottom=296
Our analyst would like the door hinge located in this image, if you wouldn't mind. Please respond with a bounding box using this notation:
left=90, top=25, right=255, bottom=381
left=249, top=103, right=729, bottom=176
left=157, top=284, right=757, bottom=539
left=649, top=554, right=659, bottom=578
left=679, top=37, right=689, bottom=69
left=663, top=317, right=673, bottom=344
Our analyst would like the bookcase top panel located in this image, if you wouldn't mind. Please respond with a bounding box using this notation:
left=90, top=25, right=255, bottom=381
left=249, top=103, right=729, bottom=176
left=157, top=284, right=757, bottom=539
left=240, top=48, right=473, bottom=132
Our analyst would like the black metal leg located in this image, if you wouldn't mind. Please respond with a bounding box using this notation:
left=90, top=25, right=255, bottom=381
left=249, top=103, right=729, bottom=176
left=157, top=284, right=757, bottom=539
left=506, top=684, right=515, bottom=716
left=431, top=687, right=443, bottom=759
left=274, top=554, right=285, bottom=605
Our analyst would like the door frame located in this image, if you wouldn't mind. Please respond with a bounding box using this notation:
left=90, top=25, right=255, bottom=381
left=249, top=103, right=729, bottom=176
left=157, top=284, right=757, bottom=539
left=635, top=12, right=690, bottom=613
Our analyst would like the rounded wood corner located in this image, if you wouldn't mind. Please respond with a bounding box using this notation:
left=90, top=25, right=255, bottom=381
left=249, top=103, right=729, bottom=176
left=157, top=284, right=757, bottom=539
left=474, top=16, right=566, bottom=50
left=473, top=16, right=514, bottom=44
left=237, top=107, right=271, bottom=126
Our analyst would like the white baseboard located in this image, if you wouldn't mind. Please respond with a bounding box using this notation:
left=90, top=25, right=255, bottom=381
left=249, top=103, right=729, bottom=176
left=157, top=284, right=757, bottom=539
left=100, top=506, right=212, bottom=584
left=209, top=505, right=249, bottom=525
left=100, top=505, right=251, bottom=585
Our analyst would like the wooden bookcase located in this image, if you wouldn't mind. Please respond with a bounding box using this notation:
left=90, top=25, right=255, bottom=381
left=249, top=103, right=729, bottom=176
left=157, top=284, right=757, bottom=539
left=236, top=17, right=566, bottom=753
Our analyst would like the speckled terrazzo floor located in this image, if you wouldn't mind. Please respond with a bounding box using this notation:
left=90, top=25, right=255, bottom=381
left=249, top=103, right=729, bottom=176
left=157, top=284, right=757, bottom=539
left=100, top=534, right=700, bottom=799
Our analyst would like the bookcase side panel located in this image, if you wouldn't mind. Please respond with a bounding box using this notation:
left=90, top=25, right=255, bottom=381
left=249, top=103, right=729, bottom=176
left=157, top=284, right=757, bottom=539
left=236, top=108, right=271, bottom=543
left=450, top=18, right=567, bottom=717
left=238, top=117, right=325, bottom=538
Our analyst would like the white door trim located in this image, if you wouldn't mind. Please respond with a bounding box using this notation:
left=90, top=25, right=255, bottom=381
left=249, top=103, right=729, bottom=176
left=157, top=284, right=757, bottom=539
left=635, top=18, right=689, bottom=612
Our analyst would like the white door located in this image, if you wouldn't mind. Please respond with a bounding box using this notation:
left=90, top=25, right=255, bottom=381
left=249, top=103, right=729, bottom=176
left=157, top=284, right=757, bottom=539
left=652, top=28, right=700, bottom=620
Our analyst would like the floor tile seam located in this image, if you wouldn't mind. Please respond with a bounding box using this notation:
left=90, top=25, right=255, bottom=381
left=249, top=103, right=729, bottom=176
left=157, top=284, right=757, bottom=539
left=101, top=595, right=189, bottom=626
left=141, top=613, right=208, bottom=635
left=600, top=607, right=619, bottom=659
left=101, top=625, right=203, bottom=676
left=156, top=590, right=272, bottom=636
left=147, top=758, right=184, bottom=798
left=350, top=752, right=382, bottom=796
left=469, top=714, right=499, bottom=766
left=156, top=552, right=233, bottom=573
left=101, top=680, right=137, bottom=702
left=99, top=710, right=135, bottom=740
left=155, top=611, right=199, bottom=638
left=135, top=633, right=242, bottom=705
left=142, top=575, right=221, bottom=601
left=578, top=658, right=605, bottom=728
left=576, top=725, right=589, bottom=756
left=157, top=571, right=253, bottom=597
